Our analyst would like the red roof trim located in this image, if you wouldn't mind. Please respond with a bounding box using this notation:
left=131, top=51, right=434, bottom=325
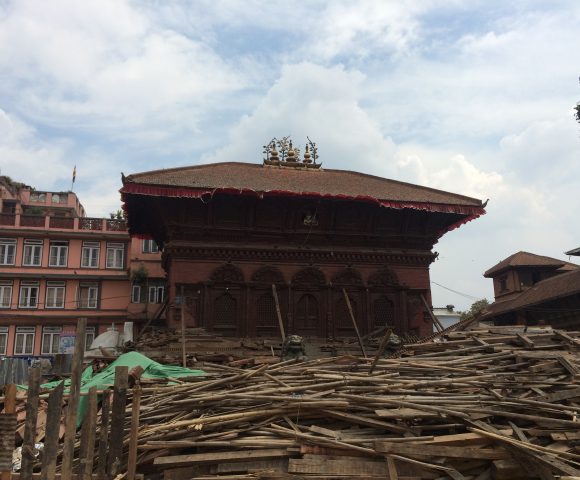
left=120, top=183, right=485, bottom=230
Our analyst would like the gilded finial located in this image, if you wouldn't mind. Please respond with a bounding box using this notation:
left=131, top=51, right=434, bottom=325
left=287, top=140, right=297, bottom=162
left=303, top=144, right=312, bottom=163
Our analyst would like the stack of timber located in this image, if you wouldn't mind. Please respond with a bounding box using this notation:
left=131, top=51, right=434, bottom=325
left=133, top=327, right=281, bottom=365
left=114, top=327, right=580, bottom=479
left=4, top=326, right=580, bottom=479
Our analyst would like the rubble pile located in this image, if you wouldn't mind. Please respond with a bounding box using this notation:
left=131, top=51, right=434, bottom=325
left=122, top=326, right=580, bottom=478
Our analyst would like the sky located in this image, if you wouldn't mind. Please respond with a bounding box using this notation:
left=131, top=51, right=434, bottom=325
left=1, top=0, right=579, bottom=311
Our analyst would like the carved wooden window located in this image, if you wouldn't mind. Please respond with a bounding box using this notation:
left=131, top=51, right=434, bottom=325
left=294, top=294, right=318, bottom=335
left=292, top=268, right=326, bottom=287
left=211, top=264, right=244, bottom=283
left=373, top=296, right=394, bottom=329
left=256, top=292, right=277, bottom=335
left=334, top=296, right=357, bottom=336
left=213, top=292, right=237, bottom=335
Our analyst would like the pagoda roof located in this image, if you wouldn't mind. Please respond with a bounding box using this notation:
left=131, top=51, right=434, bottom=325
left=121, top=162, right=485, bottom=219
left=483, top=251, right=574, bottom=278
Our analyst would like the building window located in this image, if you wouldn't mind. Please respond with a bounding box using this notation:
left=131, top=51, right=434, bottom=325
left=52, top=193, right=67, bottom=204
left=81, top=241, right=100, bottom=268
left=106, top=243, right=124, bottom=269
left=78, top=283, right=98, bottom=309
left=142, top=239, right=159, bottom=253
left=131, top=285, right=142, bottom=303
left=23, top=239, right=43, bottom=266
left=14, top=327, right=35, bottom=355
left=19, top=281, right=39, bottom=308
left=30, top=192, right=46, bottom=202
left=499, top=276, right=508, bottom=292
left=0, top=327, right=8, bottom=355
left=0, top=282, right=13, bottom=308
left=41, top=326, right=62, bottom=355
left=85, top=326, right=96, bottom=350
left=148, top=285, right=165, bottom=304
left=0, top=238, right=16, bottom=265
left=45, top=282, right=65, bottom=308
left=49, top=241, right=68, bottom=267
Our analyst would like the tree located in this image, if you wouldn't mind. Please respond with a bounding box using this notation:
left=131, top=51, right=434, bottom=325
left=109, top=209, right=124, bottom=220
left=460, top=298, right=490, bottom=322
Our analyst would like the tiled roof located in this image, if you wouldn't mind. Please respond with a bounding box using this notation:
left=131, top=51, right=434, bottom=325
left=483, top=251, right=570, bottom=278
left=483, top=268, right=580, bottom=318
left=123, top=162, right=483, bottom=207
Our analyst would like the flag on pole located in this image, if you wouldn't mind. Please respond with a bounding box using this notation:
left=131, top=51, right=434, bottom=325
left=72, top=165, right=77, bottom=183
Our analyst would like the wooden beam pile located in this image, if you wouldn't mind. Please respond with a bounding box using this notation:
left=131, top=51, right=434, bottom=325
left=109, top=327, right=580, bottom=479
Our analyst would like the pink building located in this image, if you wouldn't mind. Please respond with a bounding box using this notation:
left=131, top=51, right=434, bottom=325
left=0, top=176, right=164, bottom=357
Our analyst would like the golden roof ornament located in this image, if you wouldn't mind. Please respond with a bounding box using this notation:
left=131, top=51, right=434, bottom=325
left=263, top=136, right=321, bottom=169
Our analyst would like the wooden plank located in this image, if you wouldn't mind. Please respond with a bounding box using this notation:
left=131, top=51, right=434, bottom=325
left=107, top=366, right=129, bottom=478
left=375, top=442, right=510, bottom=460
left=375, top=408, right=438, bottom=419
left=368, top=328, right=392, bottom=374
left=288, top=457, right=388, bottom=475
left=61, top=317, right=87, bottom=480
left=516, top=333, right=534, bottom=348
left=420, top=294, right=444, bottom=333
left=539, top=386, right=580, bottom=403
left=0, top=384, right=17, bottom=480
left=154, top=449, right=291, bottom=467
left=180, top=285, right=186, bottom=368
left=96, top=391, right=110, bottom=480
left=79, top=387, right=98, bottom=480
left=41, top=381, right=64, bottom=480
left=272, top=284, right=285, bottom=342
left=127, top=383, right=143, bottom=480
left=386, top=457, right=399, bottom=480
left=20, top=367, right=41, bottom=480
left=342, top=288, right=367, bottom=358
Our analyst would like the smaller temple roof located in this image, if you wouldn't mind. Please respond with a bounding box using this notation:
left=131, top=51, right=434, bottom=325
left=483, top=251, right=571, bottom=278
left=482, top=268, right=580, bottom=319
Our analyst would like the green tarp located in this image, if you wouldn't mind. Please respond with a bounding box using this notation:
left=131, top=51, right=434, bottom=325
left=22, top=351, right=205, bottom=426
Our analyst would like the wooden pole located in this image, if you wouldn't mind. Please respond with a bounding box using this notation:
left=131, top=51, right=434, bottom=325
left=61, top=317, right=87, bottom=480
left=96, top=391, right=111, bottom=480
left=420, top=294, right=444, bottom=333
left=0, top=384, right=17, bottom=480
left=20, top=367, right=41, bottom=480
left=272, top=284, right=286, bottom=342
left=180, top=285, right=187, bottom=367
left=368, top=328, right=392, bottom=375
left=342, top=288, right=367, bottom=358
left=107, top=366, right=129, bottom=478
left=127, top=375, right=143, bottom=480
left=41, top=382, right=64, bottom=480
left=79, top=387, right=98, bottom=480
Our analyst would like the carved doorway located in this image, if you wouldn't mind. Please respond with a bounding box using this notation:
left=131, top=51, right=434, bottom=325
left=294, top=293, right=319, bottom=336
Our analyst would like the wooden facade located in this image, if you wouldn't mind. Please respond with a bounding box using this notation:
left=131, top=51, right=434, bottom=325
left=121, top=161, right=485, bottom=339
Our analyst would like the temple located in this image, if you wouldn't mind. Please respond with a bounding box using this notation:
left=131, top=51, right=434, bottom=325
left=121, top=139, right=485, bottom=340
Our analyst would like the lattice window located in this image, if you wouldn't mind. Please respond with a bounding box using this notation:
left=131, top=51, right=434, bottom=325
left=256, top=292, right=277, bottom=335
left=213, top=292, right=237, bottom=334
left=373, top=296, right=394, bottom=329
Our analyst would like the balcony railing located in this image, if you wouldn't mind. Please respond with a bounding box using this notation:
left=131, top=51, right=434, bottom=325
left=106, top=219, right=127, bottom=231
left=0, top=214, right=127, bottom=233
left=0, top=213, right=16, bottom=226
left=20, top=215, right=45, bottom=228
left=79, top=217, right=104, bottom=230
left=49, top=216, right=74, bottom=229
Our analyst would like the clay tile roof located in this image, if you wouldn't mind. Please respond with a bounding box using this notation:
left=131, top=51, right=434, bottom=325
left=483, top=251, right=569, bottom=278
left=483, top=268, right=580, bottom=318
left=122, top=162, right=483, bottom=208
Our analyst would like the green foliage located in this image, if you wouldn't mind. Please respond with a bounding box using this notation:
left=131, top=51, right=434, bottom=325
left=131, top=264, right=149, bottom=284
left=109, top=209, right=124, bottom=220
left=460, top=298, right=490, bottom=321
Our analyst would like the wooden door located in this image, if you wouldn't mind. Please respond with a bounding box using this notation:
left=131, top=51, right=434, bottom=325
left=293, top=293, right=319, bottom=337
